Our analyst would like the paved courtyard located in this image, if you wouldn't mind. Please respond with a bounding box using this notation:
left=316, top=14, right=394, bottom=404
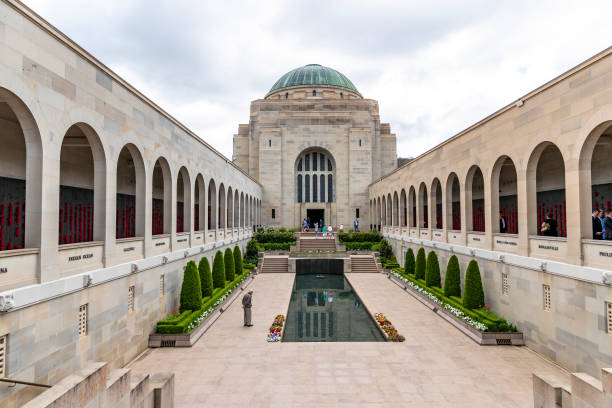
left=130, top=273, right=568, bottom=407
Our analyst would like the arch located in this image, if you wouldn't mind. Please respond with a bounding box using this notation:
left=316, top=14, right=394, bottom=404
left=527, top=142, right=566, bottom=237
left=115, top=143, right=145, bottom=239
left=294, top=147, right=336, bottom=203
left=466, top=165, right=485, bottom=232
left=194, top=174, right=205, bottom=231
left=240, top=192, right=245, bottom=228
left=234, top=189, right=239, bottom=228
left=492, top=156, right=518, bottom=234
left=208, top=178, right=217, bottom=230
left=0, top=87, right=43, bottom=250
left=381, top=195, right=387, bottom=226
left=431, top=178, right=443, bottom=229
left=386, top=193, right=392, bottom=226
left=579, top=121, right=612, bottom=239
left=418, top=182, right=428, bottom=228
left=445, top=173, right=461, bottom=230
left=152, top=156, right=171, bottom=235
left=218, top=183, right=226, bottom=229
left=393, top=191, right=399, bottom=227
left=400, top=189, right=407, bottom=227
left=58, top=122, right=107, bottom=244
left=408, top=186, right=416, bottom=228
left=176, top=166, right=191, bottom=233
left=227, top=187, right=234, bottom=229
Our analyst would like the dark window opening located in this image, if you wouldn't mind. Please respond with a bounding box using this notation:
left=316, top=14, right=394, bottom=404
left=313, top=152, right=318, bottom=171
left=305, top=175, right=310, bottom=202
left=268, top=139, right=271, bottom=147
left=305, top=154, right=310, bottom=171
left=297, top=175, right=302, bottom=203
left=356, top=208, right=359, bottom=218
left=297, top=159, right=303, bottom=171
left=327, top=159, right=332, bottom=171
left=313, top=176, right=318, bottom=202
left=312, top=90, right=316, bottom=97
left=272, top=209, right=276, bottom=219
left=340, top=92, right=344, bottom=99
left=320, top=175, right=325, bottom=203
left=285, top=92, right=289, bottom=99
left=359, top=139, right=362, bottom=147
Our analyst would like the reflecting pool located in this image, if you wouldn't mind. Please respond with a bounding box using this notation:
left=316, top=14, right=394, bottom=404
left=282, top=274, right=385, bottom=342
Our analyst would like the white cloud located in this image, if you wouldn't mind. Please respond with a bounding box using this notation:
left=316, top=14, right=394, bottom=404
left=23, top=0, right=612, bottom=159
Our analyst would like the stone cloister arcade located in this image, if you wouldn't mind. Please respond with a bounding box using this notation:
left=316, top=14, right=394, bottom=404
left=0, top=82, right=261, bottom=292
left=370, top=116, right=612, bottom=270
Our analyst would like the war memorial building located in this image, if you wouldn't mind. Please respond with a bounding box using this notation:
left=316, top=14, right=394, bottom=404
left=1, top=0, right=612, bottom=406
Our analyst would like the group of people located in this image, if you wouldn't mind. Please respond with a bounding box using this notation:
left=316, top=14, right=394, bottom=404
left=301, top=218, right=360, bottom=236
left=593, top=209, right=612, bottom=240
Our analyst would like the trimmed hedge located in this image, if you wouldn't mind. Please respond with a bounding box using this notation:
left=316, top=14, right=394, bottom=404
left=404, top=248, right=415, bottom=275
left=463, top=260, right=485, bottom=310
left=338, top=231, right=381, bottom=242
left=425, top=251, right=441, bottom=288
left=415, top=248, right=426, bottom=280
left=383, top=261, right=400, bottom=269
left=254, top=232, right=295, bottom=243
left=233, top=246, right=243, bottom=276
left=243, top=262, right=256, bottom=270
left=157, top=273, right=249, bottom=334
left=212, top=251, right=225, bottom=289
left=179, top=261, right=202, bottom=313
left=246, top=239, right=259, bottom=258
left=443, top=255, right=461, bottom=298
left=258, top=242, right=294, bottom=251
left=224, top=248, right=235, bottom=282
left=393, top=267, right=514, bottom=332
left=378, top=239, right=393, bottom=259
left=343, top=241, right=377, bottom=250
left=199, top=257, right=213, bottom=297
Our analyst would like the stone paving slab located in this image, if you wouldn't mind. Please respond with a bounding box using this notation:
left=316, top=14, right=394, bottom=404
left=129, top=272, right=569, bottom=407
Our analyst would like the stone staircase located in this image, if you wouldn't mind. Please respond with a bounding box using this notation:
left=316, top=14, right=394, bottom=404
left=350, top=255, right=379, bottom=273
left=22, top=361, right=174, bottom=408
left=260, top=256, right=289, bottom=273
left=298, top=237, right=337, bottom=251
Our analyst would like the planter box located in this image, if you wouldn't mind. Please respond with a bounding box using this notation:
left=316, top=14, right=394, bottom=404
left=386, top=273, right=524, bottom=346
left=149, top=275, right=255, bottom=348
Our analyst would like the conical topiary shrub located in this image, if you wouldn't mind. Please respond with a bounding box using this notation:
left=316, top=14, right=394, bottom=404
left=224, top=248, right=235, bottom=282
left=212, top=250, right=225, bottom=289
left=233, top=245, right=243, bottom=275
left=404, top=248, right=415, bottom=275
left=415, top=248, right=426, bottom=280
left=463, top=260, right=485, bottom=309
left=443, top=255, right=461, bottom=298
left=179, top=260, right=202, bottom=313
left=425, top=251, right=441, bottom=288
left=199, top=257, right=213, bottom=298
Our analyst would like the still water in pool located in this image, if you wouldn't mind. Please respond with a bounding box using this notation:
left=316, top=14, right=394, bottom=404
left=282, top=274, right=385, bottom=342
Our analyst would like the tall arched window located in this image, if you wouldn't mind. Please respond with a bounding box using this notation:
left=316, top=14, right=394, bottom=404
left=295, top=149, right=335, bottom=203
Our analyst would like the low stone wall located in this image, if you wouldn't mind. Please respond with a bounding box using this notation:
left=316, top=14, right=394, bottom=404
left=534, top=368, right=611, bottom=407
left=0, top=238, right=249, bottom=407
left=20, top=361, right=174, bottom=408
left=384, top=234, right=612, bottom=379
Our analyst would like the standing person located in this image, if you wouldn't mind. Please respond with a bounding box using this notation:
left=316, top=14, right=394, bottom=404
left=322, top=224, right=327, bottom=238
left=604, top=210, right=612, bottom=241
left=593, top=209, right=604, bottom=239
left=540, top=213, right=558, bottom=237
left=353, top=218, right=359, bottom=232
left=600, top=210, right=607, bottom=240
left=339, top=224, right=344, bottom=234
left=499, top=211, right=507, bottom=234
left=242, top=290, right=253, bottom=327
left=302, top=218, right=308, bottom=232
left=327, top=225, right=333, bottom=239
left=314, top=222, right=319, bottom=238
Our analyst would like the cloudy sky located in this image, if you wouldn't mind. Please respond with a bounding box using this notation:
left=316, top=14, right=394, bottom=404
left=25, top=0, right=612, bottom=160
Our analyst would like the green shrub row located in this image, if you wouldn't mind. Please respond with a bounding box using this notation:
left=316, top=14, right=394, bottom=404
left=342, top=241, right=378, bottom=250
left=338, top=231, right=381, bottom=242
left=258, top=242, right=294, bottom=251
left=393, top=249, right=517, bottom=332
left=254, top=231, right=296, bottom=243
left=156, top=272, right=250, bottom=334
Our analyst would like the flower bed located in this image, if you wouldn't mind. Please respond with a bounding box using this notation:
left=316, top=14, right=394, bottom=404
left=374, top=313, right=405, bottom=342
left=266, top=315, right=285, bottom=342
left=156, top=272, right=252, bottom=334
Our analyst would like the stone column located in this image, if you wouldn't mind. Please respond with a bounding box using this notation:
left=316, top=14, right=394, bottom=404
left=565, top=159, right=583, bottom=265
left=39, top=152, right=60, bottom=282
left=483, top=168, right=493, bottom=250
left=516, top=168, right=529, bottom=256
left=144, top=165, right=153, bottom=257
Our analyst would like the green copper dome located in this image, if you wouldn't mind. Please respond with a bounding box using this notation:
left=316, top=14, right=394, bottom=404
left=269, top=64, right=358, bottom=93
